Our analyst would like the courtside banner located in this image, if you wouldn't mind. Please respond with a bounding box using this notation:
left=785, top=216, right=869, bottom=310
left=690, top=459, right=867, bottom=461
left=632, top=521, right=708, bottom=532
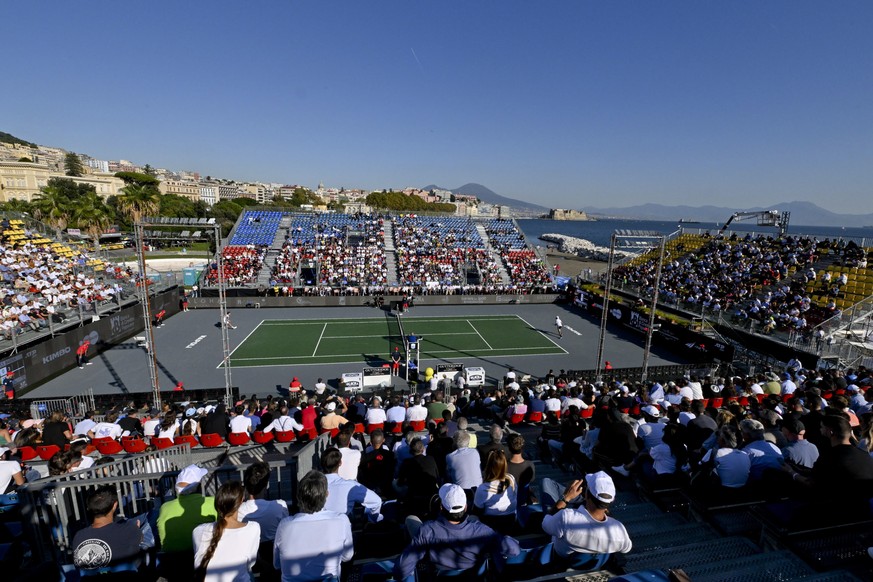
left=341, top=372, right=363, bottom=392
left=435, top=363, right=463, bottom=383
left=362, top=367, right=392, bottom=389
left=12, top=287, right=181, bottom=395
left=464, top=366, right=486, bottom=387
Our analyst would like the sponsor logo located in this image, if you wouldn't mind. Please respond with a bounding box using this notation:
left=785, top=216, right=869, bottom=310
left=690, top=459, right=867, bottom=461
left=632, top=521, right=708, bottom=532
left=610, top=308, right=623, bottom=320
left=43, top=346, right=71, bottom=364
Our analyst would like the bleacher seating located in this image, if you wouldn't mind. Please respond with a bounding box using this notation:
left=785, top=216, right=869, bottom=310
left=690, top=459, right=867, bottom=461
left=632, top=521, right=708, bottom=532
left=228, top=210, right=282, bottom=246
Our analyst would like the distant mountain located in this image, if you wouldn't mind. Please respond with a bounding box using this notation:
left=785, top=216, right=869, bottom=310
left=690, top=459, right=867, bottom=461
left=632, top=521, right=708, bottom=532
left=0, top=130, right=36, bottom=148
left=422, top=183, right=547, bottom=212
left=583, top=201, right=873, bottom=228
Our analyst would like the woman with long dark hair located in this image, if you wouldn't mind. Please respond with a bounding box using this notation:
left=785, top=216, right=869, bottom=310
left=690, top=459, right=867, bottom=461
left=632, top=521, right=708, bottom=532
left=192, top=480, right=260, bottom=581
left=473, top=449, right=517, bottom=533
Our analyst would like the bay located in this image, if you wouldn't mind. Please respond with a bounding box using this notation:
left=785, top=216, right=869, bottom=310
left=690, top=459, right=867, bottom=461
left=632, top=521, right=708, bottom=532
left=517, top=218, right=873, bottom=249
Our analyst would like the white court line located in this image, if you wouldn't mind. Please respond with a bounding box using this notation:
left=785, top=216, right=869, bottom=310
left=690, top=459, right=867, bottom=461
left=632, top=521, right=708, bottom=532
left=514, top=315, right=569, bottom=355
left=226, top=349, right=563, bottom=369
left=217, top=320, right=265, bottom=369
left=258, top=316, right=520, bottom=326
left=321, top=332, right=479, bottom=339
left=312, top=323, right=328, bottom=357
left=467, top=320, right=494, bottom=350
left=230, top=345, right=562, bottom=361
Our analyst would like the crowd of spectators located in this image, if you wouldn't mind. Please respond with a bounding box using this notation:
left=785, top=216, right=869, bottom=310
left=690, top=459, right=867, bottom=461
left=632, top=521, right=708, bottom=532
left=484, top=219, right=553, bottom=288
left=270, top=214, right=388, bottom=288
left=613, top=233, right=848, bottom=338
left=393, top=215, right=503, bottom=289
left=0, top=221, right=136, bottom=342
left=203, top=246, right=267, bottom=286
left=4, top=361, right=873, bottom=579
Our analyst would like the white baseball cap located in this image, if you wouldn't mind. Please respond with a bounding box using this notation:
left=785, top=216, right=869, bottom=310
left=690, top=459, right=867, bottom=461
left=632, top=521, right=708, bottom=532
left=438, top=483, right=467, bottom=512
left=325, top=402, right=337, bottom=412
left=641, top=405, right=660, bottom=418
left=585, top=471, right=616, bottom=504
left=176, top=464, right=208, bottom=494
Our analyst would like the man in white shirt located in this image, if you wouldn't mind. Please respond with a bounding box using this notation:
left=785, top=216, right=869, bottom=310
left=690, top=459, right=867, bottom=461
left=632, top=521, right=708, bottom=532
left=88, top=413, right=123, bottom=440
left=274, top=470, right=353, bottom=581
left=229, top=406, right=252, bottom=434
left=406, top=399, right=428, bottom=422
left=780, top=373, right=797, bottom=395
left=238, top=461, right=288, bottom=543
left=541, top=472, right=632, bottom=559
left=261, top=406, right=303, bottom=433
left=365, top=397, right=388, bottom=426
left=73, top=412, right=98, bottom=437
left=386, top=397, right=407, bottom=425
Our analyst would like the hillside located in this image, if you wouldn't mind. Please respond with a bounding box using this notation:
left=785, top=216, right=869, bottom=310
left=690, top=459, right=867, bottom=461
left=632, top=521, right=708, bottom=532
left=0, top=130, right=36, bottom=148
left=421, top=182, right=547, bottom=212
left=584, top=201, right=873, bottom=228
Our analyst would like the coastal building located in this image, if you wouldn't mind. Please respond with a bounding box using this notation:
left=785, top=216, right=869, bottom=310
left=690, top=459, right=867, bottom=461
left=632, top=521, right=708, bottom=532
left=159, top=179, right=201, bottom=201
left=199, top=182, right=219, bottom=206
left=0, top=160, right=125, bottom=202
left=548, top=208, right=590, bottom=221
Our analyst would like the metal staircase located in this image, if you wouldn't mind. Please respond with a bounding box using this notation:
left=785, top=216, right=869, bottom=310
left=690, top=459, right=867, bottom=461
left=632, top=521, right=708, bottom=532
left=383, top=219, right=399, bottom=285
left=475, top=222, right=511, bottom=285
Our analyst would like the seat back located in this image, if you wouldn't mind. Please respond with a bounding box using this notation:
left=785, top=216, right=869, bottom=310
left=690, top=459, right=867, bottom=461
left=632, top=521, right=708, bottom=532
left=199, top=433, right=225, bottom=448
left=410, top=420, right=426, bottom=432
left=367, top=423, right=384, bottom=434
left=275, top=430, right=296, bottom=443
left=36, top=444, right=61, bottom=460
left=174, top=435, right=199, bottom=448
left=151, top=437, right=174, bottom=450
left=227, top=432, right=251, bottom=446
left=253, top=431, right=274, bottom=444
left=94, top=439, right=122, bottom=455
left=526, top=411, right=543, bottom=423
left=18, top=446, right=37, bottom=461
left=510, top=414, right=525, bottom=425
left=122, top=439, right=147, bottom=454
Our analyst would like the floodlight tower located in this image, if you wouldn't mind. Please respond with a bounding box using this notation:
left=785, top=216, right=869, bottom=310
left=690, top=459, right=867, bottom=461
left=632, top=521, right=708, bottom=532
left=134, top=218, right=232, bottom=408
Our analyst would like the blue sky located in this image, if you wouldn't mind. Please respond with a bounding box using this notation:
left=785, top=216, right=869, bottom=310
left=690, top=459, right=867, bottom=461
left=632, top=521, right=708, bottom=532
left=2, top=1, right=872, bottom=213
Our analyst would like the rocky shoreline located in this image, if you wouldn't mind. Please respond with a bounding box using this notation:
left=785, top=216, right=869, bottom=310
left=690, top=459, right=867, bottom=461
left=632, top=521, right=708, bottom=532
left=539, top=233, right=635, bottom=262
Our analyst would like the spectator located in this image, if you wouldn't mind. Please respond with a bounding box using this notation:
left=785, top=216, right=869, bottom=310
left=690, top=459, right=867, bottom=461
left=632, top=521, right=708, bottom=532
left=193, top=480, right=260, bottom=582
left=541, top=472, right=632, bottom=561
left=395, top=437, right=440, bottom=518
left=157, top=465, right=217, bottom=553
left=238, top=461, right=289, bottom=544
left=320, top=447, right=382, bottom=522
left=0, top=447, right=25, bottom=493
left=446, top=429, right=483, bottom=491
left=473, top=449, right=518, bottom=532
left=394, top=483, right=521, bottom=579
left=72, top=485, right=143, bottom=572
left=273, top=470, right=353, bottom=581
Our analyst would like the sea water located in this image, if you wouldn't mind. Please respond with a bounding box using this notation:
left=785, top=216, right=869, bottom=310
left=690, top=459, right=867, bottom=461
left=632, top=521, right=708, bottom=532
left=517, top=218, right=873, bottom=249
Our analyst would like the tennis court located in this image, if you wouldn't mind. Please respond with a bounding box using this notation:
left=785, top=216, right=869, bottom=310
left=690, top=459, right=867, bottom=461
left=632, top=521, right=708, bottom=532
left=222, top=314, right=566, bottom=368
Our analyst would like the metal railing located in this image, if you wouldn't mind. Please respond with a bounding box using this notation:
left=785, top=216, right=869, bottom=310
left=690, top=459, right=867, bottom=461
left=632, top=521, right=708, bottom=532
left=567, top=363, right=719, bottom=385
left=17, top=441, right=304, bottom=564
left=29, top=389, right=95, bottom=421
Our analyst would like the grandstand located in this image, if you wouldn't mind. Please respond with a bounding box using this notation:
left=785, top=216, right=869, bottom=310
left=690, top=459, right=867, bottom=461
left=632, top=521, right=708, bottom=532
left=200, top=210, right=554, bottom=294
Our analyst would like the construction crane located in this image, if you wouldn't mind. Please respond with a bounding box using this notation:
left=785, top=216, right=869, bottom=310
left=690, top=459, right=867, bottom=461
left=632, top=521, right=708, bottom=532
left=718, top=210, right=791, bottom=237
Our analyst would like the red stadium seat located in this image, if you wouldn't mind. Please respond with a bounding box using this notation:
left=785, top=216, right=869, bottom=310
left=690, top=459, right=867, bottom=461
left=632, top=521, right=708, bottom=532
left=385, top=421, right=402, bottom=434
left=36, top=445, right=61, bottom=461
left=174, top=435, right=199, bottom=448
left=738, top=397, right=750, bottom=407
left=298, top=427, right=318, bottom=442
left=253, top=431, right=274, bottom=444
left=319, top=427, right=340, bottom=439
left=553, top=410, right=562, bottom=420
left=150, top=437, right=175, bottom=450
left=525, top=411, right=543, bottom=424
left=710, top=398, right=724, bottom=409
left=755, top=394, right=766, bottom=404
left=18, top=446, right=37, bottom=461
left=509, top=414, right=525, bottom=425
left=199, top=433, right=226, bottom=448
left=409, top=420, right=426, bottom=432
left=275, top=430, right=296, bottom=443
left=94, top=438, right=123, bottom=455
left=354, top=423, right=365, bottom=434
left=580, top=408, right=594, bottom=419
left=227, top=432, right=251, bottom=446
left=367, top=423, right=384, bottom=434
left=122, top=438, right=147, bottom=454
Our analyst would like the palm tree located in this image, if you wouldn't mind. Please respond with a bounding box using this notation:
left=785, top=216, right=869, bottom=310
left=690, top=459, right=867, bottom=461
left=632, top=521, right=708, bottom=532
left=71, top=192, right=112, bottom=250
left=117, top=184, right=161, bottom=224
left=32, top=185, right=70, bottom=237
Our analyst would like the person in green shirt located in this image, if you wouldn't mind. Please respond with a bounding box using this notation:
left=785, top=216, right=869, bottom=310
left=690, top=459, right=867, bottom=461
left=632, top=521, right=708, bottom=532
left=427, top=392, right=448, bottom=422
left=156, top=464, right=217, bottom=552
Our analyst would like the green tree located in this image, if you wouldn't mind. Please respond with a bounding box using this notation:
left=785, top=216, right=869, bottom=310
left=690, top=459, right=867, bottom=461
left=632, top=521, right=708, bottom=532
left=117, top=183, right=161, bottom=224
left=209, top=200, right=244, bottom=236
left=71, top=192, right=112, bottom=249
left=64, top=152, right=84, bottom=177
left=44, top=177, right=95, bottom=202
left=142, top=164, right=157, bottom=177
left=114, top=171, right=160, bottom=187
left=32, top=184, right=71, bottom=237
left=17, top=156, right=32, bottom=163
left=159, top=194, right=202, bottom=218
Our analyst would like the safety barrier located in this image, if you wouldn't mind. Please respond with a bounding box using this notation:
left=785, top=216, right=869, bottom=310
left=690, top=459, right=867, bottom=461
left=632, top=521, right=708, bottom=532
left=567, top=363, right=719, bottom=384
